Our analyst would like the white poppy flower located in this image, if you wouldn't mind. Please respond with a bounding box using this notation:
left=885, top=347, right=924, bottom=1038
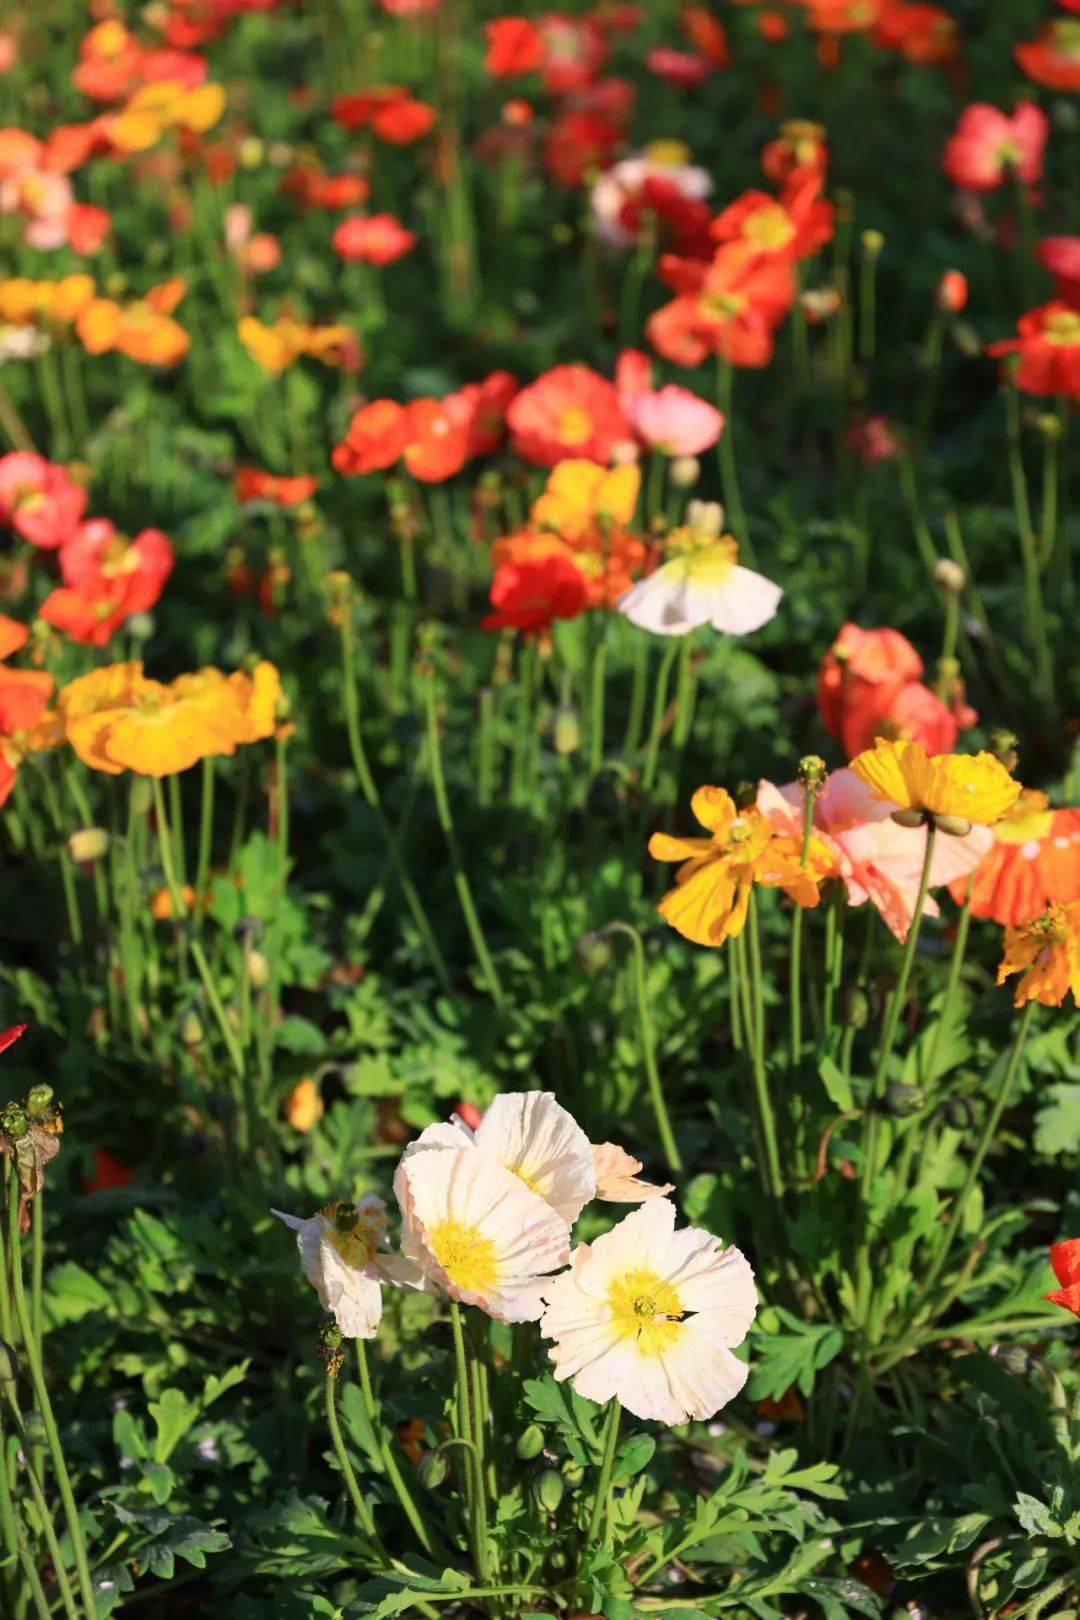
left=618, top=503, right=781, bottom=638
left=272, top=1194, right=423, bottom=1340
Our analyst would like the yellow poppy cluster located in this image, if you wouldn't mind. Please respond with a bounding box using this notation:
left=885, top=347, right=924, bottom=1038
left=238, top=315, right=354, bottom=373
left=0, top=275, right=96, bottom=327
left=105, top=80, right=226, bottom=154
left=57, top=660, right=281, bottom=777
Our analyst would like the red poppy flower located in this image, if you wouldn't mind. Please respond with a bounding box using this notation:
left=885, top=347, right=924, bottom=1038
left=679, top=5, right=730, bottom=66
left=948, top=792, right=1080, bottom=926
left=647, top=240, right=795, bottom=368
left=484, top=17, right=546, bottom=76
left=988, top=302, right=1080, bottom=402
left=874, top=0, right=956, bottom=63
left=645, top=47, right=712, bottom=88
left=445, top=370, right=519, bottom=457
left=482, top=544, right=590, bottom=636
left=332, top=399, right=411, bottom=476
left=1044, top=1239, right=1080, bottom=1317
left=401, top=398, right=469, bottom=482
left=235, top=467, right=318, bottom=506
left=1015, top=21, right=1080, bottom=92
left=332, top=213, right=417, bottom=265
left=1038, top=238, right=1080, bottom=309
left=538, top=14, right=608, bottom=94
left=941, top=102, right=1047, bottom=193
left=711, top=169, right=834, bottom=262
left=543, top=108, right=622, bottom=188
left=0, top=453, right=86, bottom=550
left=283, top=165, right=370, bottom=212
left=508, top=364, right=630, bottom=467
left=332, top=85, right=437, bottom=143
left=41, top=520, right=173, bottom=646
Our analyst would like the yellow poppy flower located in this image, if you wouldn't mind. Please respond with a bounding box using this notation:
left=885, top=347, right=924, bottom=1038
left=648, top=785, right=833, bottom=947
left=850, top=738, right=1021, bottom=826
left=530, top=459, right=640, bottom=543
left=997, top=901, right=1080, bottom=1008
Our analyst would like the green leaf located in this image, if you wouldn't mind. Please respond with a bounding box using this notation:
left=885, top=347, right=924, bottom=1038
left=1034, top=1084, right=1080, bottom=1155
left=1013, top=1493, right=1062, bottom=1539
left=818, top=1055, right=853, bottom=1112
left=611, top=1433, right=655, bottom=1484
left=149, top=1389, right=199, bottom=1463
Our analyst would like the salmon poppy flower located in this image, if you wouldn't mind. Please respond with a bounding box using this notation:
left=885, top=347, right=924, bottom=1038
left=987, top=303, right=1080, bottom=402
left=937, top=270, right=968, bottom=313
left=41, top=521, right=174, bottom=645
left=274, top=1195, right=422, bottom=1339
left=816, top=622, right=972, bottom=758
left=648, top=240, right=795, bottom=368
left=646, top=47, right=713, bottom=88
left=485, top=17, right=546, bottom=76
left=941, top=102, right=1047, bottom=193
left=332, top=213, right=417, bottom=265
left=1044, top=1239, right=1080, bottom=1318
left=850, top=739, right=1021, bottom=828
left=947, top=791, right=1080, bottom=926
left=874, top=0, right=956, bottom=64
left=997, top=900, right=1080, bottom=1008
left=649, top=785, right=832, bottom=947
left=401, top=398, right=470, bottom=482
left=1015, top=20, right=1080, bottom=92
left=235, top=467, right=318, bottom=506
left=1038, top=238, right=1080, bottom=309
left=482, top=543, right=590, bottom=636
left=508, top=364, right=630, bottom=467
left=0, top=452, right=86, bottom=549
left=624, top=383, right=723, bottom=455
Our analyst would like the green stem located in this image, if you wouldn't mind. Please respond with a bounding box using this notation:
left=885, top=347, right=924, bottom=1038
left=1005, top=385, right=1054, bottom=706
left=605, top=923, right=681, bottom=1172
left=789, top=786, right=815, bottom=1069
left=449, top=1303, right=488, bottom=1579
left=423, top=676, right=505, bottom=1009
left=716, top=358, right=748, bottom=554
left=195, top=756, right=215, bottom=919
left=586, top=1398, right=620, bottom=1547
left=356, top=1344, right=436, bottom=1556
left=641, top=640, right=679, bottom=793
left=588, top=618, right=607, bottom=777
left=326, top=1369, right=385, bottom=1555
left=741, top=904, right=784, bottom=1205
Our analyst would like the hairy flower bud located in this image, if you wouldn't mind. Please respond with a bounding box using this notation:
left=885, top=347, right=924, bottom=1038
left=933, top=559, right=965, bottom=595
left=669, top=455, right=700, bottom=489
left=25, top=1085, right=54, bottom=1120
left=553, top=706, right=581, bottom=756
left=516, top=1424, right=545, bottom=1461
left=891, top=808, right=928, bottom=829
left=884, top=1082, right=924, bottom=1117
left=841, top=985, right=871, bottom=1030
left=416, top=1448, right=451, bottom=1490
left=68, top=827, right=110, bottom=864
left=532, top=1468, right=565, bottom=1513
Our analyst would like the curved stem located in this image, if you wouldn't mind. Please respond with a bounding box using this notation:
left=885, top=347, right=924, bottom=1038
left=586, top=1398, right=621, bottom=1547
left=325, top=1369, right=384, bottom=1555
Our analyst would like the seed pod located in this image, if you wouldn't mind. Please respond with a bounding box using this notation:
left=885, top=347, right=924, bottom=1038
left=25, top=1085, right=54, bottom=1120
left=531, top=1468, right=564, bottom=1512
left=515, top=1424, right=544, bottom=1461
left=1, top=1104, right=27, bottom=1141
left=884, top=1083, right=924, bottom=1118
left=416, top=1448, right=450, bottom=1490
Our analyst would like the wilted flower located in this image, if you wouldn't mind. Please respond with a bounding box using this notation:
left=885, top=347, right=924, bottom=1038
left=997, top=901, right=1080, bottom=1008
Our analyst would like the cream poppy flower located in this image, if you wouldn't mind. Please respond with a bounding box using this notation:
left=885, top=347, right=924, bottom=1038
left=272, top=1194, right=422, bottom=1340
left=396, top=1147, right=570, bottom=1322
left=617, top=501, right=781, bottom=638
left=398, top=1092, right=670, bottom=1227
left=539, top=1199, right=757, bottom=1424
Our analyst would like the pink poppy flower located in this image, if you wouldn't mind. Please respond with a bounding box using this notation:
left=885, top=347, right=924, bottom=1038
left=332, top=212, right=417, bottom=266
left=757, top=769, right=992, bottom=942
left=625, top=384, right=724, bottom=456
left=645, top=47, right=712, bottom=88
left=0, top=452, right=86, bottom=550
left=942, top=102, right=1047, bottom=193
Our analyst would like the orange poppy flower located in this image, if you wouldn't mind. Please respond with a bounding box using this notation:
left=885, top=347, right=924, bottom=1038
left=332, top=399, right=411, bottom=476
left=988, top=302, right=1080, bottom=403
left=238, top=315, right=353, bottom=373
left=647, top=240, right=796, bottom=368
left=1015, top=21, right=1080, bottom=93
left=235, top=467, right=318, bottom=506
left=1044, top=1239, right=1080, bottom=1318
left=949, top=791, right=1080, bottom=926
left=998, top=900, right=1080, bottom=1008
left=401, top=398, right=469, bottom=482
left=711, top=169, right=833, bottom=262
left=482, top=542, right=590, bottom=637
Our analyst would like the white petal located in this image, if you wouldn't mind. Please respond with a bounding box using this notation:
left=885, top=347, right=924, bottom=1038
left=706, top=566, right=781, bottom=636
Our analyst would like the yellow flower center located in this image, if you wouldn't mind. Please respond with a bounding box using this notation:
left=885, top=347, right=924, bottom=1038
left=644, top=139, right=690, bottom=168
left=698, top=288, right=744, bottom=321
left=607, top=1268, right=684, bottom=1355
left=428, top=1219, right=499, bottom=1294
left=1051, top=20, right=1080, bottom=58
left=744, top=204, right=795, bottom=251
left=1046, top=309, right=1080, bottom=346
left=557, top=407, right=593, bottom=446
left=666, top=527, right=738, bottom=583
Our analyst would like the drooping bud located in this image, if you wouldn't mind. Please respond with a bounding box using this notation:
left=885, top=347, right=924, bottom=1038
left=884, top=1082, right=925, bottom=1118
left=179, top=1009, right=204, bottom=1047
left=416, top=1447, right=451, bottom=1490
left=532, top=1469, right=565, bottom=1513
left=245, top=949, right=270, bottom=989
left=933, top=558, right=965, bottom=595
left=575, top=931, right=613, bottom=975
left=841, top=985, right=871, bottom=1030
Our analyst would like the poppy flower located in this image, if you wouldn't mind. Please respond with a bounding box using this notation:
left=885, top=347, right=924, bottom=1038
left=0, top=616, right=53, bottom=734
left=1044, top=1239, right=1080, bottom=1317
left=645, top=47, right=712, bottom=88
left=625, top=383, right=723, bottom=456
left=444, top=370, right=518, bottom=457
left=1015, top=20, right=1080, bottom=92
left=711, top=168, right=834, bottom=262
left=537, top=14, right=608, bottom=94
left=273, top=1195, right=423, bottom=1339
left=998, top=901, right=1080, bottom=1008
left=86, top=1147, right=135, bottom=1194
left=648, top=240, right=795, bottom=368
left=283, top=165, right=370, bottom=212
left=77, top=278, right=190, bottom=367
left=332, top=86, right=436, bottom=143
left=817, top=622, right=969, bottom=758
left=850, top=739, right=1021, bottom=827
left=936, top=269, right=968, bottom=313
left=988, top=303, right=1080, bottom=402
left=947, top=791, right=1080, bottom=926
left=941, top=102, right=1047, bottom=193
left=758, top=771, right=992, bottom=943
left=1038, top=238, right=1080, bottom=309
left=482, top=544, right=590, bottom=636
left=235, top=467, right=318, bottom=506
left=680, top=5, right=730, bottom=65
left=283, top=1078, right=324, bottom=1132
left=874, top=0, right=956, bottom=63
left=544, top=108, right=623, bottom=188
left=332, top=399, right=411, bottom=475
left=761, top=121, right=828, bottom=185
left=0, top=452, right=86, bottom=549
left=541, top=1199, right=756, bottom=1424
left=530, top=458, right=640, bottom=542
left=619, top=503, right=780, bottom=639
left=238, top=314, right=354, bottom=373
left=0, top=1023, right=26, bottom=1056
left=591, top=144, right=713, bottom=251
left=332, top=213, right=417, bottom=265
left=508, top=364, right=630, bottom=467
left=41, top=521, right=174, bottom=645
left=484, top=17, right=546, bottom=76
left=401, top=398, right=469, bottom=482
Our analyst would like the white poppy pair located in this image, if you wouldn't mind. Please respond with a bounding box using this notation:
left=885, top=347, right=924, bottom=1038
left=275, top=1092, right=757, bottom=1425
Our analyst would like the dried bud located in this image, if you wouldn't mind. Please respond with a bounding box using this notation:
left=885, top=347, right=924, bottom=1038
left=575, top=931, right=613, bottom=975
left=416, top=1448, right=450, bottom=1490
left=797, top=754, right=827, bottom=794
left=532, top=1469, right=565, bottom=1513
left=234, top=915, right=265, bottom=944
left=516, top=1424, right=545, bottom=1461
left=669, top=455, right=700, bottom=489
left=1, top=1104, right=27, bottom=1141
left=933, top=559, right=965, bottom=595
left=316, top=1321, right=345, bottom=1376
left=988, top=729, right=1019, bottom=773
left=884, top=1082, right=924, bottom=1118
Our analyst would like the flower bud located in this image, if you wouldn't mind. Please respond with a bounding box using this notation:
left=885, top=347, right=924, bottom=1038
left=890, top=808, right=927, bottom=829
left=988, top=729, right=1019, bottom=773
left=933, top=559, right=965, bottom=595
left=933, top=813, right=972, bottom=838
left=516, top=1424, right=545, bottom=1461
left=245, top=949, right=270, bottom=989
left=316, top=1320, right=344, bottom=1375
left=993, top=1344, right=1030, bottom=1377
left=610, top=439, right=639, bottom=466
left=797, top=754, right=827, bottom=793
left=22, top=1410, right=47, bottom=1448
left=936, top=270, right=967, bottom=314
left=553, top=706, right=581, bottom=756
left=841, top=985, right=871, bottom=1030
left=884, top=1082, right=924, bottom=1118
left=686, top=499, right=723, bottom=537
left=575, top=931, right=613, bottom=975
left=562, top=1461, right=585, bottom=1487
left=861, top=228, right=884, bottom=259
left=943, top=1096, right=975, bottom=1131
left=1, top=1104, right=27, bottom=1140
left=179, top=1009, right=204, bottom=1047
left=416, top=1448, right=451, bottom=1490
left=25, top=1084, right=54, bottom=1119
left=669, top=455, right=700, bottom=489
left=68, top=827, right=109, bottom=864
left=284, top=1078, right=323, bottom=1133
left=532, top=1469, right=564, bottom=1513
